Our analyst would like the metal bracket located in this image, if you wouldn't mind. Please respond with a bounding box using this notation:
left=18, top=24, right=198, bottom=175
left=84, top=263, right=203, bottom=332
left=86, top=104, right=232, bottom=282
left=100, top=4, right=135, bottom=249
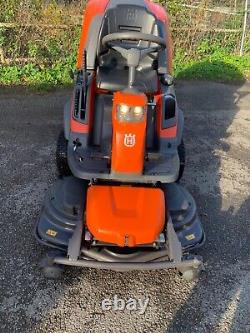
left=167, top=216, right=182, bottom=262
left=67, top=218, right=83, bottom=261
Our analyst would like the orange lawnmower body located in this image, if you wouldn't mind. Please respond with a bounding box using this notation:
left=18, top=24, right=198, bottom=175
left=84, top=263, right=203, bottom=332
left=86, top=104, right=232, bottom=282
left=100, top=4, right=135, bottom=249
left=36, top=0, right=205, bottom=279
left=70, top=0, right=177, bottom=247
left=86, top=185, right=165, bottom=247
left=111, top=91, right=147, bottom=175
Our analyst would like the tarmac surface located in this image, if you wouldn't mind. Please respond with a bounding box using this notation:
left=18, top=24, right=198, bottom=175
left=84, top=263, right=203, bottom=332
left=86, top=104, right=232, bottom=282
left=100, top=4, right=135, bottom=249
left=0, top=80, right=249, bottom=333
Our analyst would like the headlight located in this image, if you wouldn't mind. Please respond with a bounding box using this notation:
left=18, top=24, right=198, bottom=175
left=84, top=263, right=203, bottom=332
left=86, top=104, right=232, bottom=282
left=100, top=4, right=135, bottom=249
left=119, top=104, right=130, bottom=116
left=117, top=104, right=145, bottom=122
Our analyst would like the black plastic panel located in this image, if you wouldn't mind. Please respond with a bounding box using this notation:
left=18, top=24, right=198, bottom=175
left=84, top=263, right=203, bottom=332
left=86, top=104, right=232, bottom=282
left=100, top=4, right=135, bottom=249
left=36, top=177, right=88, bottom=249
left=36, top=177, right=204, bottom=251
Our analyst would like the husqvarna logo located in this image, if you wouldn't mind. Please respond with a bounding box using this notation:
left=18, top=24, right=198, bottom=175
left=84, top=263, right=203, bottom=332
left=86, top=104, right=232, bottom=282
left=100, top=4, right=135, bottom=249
left=124, top=134, right=136, bottom=147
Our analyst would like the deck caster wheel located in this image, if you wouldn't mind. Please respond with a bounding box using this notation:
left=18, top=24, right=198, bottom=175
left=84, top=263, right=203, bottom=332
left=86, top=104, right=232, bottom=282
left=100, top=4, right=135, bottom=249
left=177, top=139, right=185, bottom=182
left=179, top=255, right=204, bottom=281
left=180, top=268, right=200, bottom=281
left=56, top=130, right=72, bottom=177
left=40, top=250, right=65, bottom=279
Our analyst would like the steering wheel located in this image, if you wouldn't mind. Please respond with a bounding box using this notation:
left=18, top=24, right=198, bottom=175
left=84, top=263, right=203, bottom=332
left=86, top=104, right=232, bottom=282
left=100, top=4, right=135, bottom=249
left=102, top=31, right=166, bottom=49
left=102, top=32, right=166, bottom=67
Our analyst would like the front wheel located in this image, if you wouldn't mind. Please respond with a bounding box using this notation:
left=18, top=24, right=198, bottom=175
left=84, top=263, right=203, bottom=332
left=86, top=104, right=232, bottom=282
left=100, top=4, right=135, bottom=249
left=56, top=130, right=72, bottom=177
left=177, top=139, right=185, bottom=182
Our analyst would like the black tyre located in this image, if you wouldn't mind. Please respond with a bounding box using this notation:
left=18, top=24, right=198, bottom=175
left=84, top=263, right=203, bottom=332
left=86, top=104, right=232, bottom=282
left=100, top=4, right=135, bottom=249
left=177, top=139, right=185, bottom=182
left=56, top=130, right=72, bottom=177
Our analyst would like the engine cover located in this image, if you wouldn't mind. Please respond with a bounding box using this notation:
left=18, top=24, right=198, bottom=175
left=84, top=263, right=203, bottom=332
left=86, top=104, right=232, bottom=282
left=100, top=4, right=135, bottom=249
left=86, top=185, right=165, bottom=247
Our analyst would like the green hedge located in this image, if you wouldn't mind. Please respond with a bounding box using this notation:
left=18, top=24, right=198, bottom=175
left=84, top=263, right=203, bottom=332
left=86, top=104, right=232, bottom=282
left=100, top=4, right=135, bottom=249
left=0, top=0, right=249, bottom=86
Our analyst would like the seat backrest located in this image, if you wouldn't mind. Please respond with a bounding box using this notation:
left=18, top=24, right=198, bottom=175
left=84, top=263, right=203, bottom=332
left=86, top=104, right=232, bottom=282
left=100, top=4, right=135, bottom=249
left=97, top=3, right=161, bottom=62
left=82, top=0, right=168, bottom=74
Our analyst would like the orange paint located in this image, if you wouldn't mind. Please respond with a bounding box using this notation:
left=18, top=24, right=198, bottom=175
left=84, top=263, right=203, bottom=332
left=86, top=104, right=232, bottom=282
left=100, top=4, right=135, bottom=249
left=160, top=125, right=177, bottom=138
left=77, top=0, right=109, bottom=69
left=73, top=0, right=175, bottom=138
left=86, top=185, right=165, bottom=247
left=111, top=92, right=147, bottom=174
left=71, top=120, right=89, bottom=133
left=145, top=0, right=173, bottom=74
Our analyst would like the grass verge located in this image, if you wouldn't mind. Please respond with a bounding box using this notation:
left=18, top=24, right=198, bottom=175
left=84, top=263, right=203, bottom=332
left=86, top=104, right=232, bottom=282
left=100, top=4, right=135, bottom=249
left=175, top=52, right=250, bottom=82
left=0, top=52, right=249, bottom=89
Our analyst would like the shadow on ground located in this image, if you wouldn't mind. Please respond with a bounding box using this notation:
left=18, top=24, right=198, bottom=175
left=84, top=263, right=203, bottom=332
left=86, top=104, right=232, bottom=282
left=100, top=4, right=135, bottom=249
left=166, top=63, right=250, bottom=333
left=0, top=62, right=249, bottom=333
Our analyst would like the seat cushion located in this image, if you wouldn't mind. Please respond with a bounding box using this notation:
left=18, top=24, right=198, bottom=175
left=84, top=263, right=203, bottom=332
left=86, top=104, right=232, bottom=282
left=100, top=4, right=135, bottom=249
left=96, top=65, right=159, bottom=93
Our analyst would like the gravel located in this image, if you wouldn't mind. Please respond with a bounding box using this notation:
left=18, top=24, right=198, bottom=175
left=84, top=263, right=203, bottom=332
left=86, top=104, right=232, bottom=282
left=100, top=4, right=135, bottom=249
left=0, top=81, right=249, bottom=333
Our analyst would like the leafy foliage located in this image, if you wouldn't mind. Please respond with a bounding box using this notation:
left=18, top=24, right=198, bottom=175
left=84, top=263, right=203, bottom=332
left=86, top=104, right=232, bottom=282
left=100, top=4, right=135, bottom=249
left=175, top=52, right=250, bottom=81
left=0, top=0, right=249, bottom=87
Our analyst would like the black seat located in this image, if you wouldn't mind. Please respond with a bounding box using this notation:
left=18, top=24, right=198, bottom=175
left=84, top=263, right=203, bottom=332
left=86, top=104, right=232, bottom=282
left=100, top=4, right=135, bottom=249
left=96, top=63, right=158, bottom=93
left=96, top=3, right=162, bottom=93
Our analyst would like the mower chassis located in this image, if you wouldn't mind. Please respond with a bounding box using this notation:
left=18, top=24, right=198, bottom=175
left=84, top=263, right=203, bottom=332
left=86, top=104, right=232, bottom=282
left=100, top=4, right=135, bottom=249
left=51, top=219, right=203, bottom=273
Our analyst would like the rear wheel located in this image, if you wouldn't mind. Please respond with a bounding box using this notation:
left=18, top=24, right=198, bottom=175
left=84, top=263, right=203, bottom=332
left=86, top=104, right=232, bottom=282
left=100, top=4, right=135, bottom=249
left=177, top=139, right=185, bottom=182
left=56, top=130, right=72, bottom=177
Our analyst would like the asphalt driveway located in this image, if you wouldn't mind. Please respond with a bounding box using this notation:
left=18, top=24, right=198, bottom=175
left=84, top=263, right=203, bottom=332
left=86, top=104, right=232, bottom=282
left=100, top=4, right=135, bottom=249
left=0, top=80, right=249, bottom=333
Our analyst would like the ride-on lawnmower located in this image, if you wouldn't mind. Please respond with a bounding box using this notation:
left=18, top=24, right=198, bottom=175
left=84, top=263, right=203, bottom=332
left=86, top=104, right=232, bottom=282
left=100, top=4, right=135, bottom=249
left=36, top=0, right=205, bottom=280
